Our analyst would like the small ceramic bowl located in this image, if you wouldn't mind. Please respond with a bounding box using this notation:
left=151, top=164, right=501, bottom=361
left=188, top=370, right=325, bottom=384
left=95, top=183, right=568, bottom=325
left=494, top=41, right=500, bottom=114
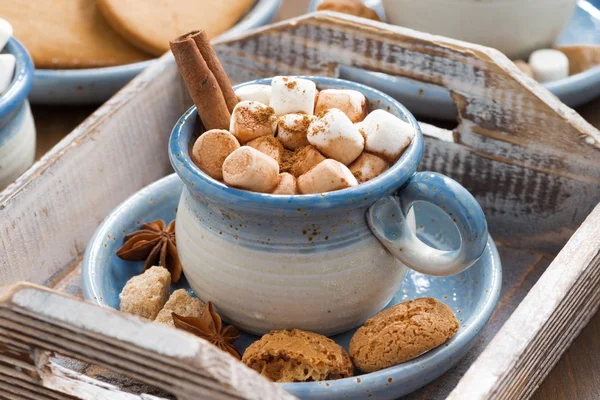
left=381, top=0, right=578, bottom=60
left=169, top=76, right=489, bottom=335
left=0, top=37, right=35, bottom=191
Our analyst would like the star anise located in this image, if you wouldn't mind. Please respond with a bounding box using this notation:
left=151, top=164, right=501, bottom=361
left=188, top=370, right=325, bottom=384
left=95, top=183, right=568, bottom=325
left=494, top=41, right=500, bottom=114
left=172, top=302, right=241, bottom=360
left=116, top=219, right=182, bottom=283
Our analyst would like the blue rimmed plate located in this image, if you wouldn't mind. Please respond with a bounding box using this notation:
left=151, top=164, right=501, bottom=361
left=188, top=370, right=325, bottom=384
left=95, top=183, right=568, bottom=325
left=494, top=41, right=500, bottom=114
left=30, top=0, right=282, bottom=105
left=309, top=0, right=600, bottom=120
left=82, top=173, right=502, bottom=400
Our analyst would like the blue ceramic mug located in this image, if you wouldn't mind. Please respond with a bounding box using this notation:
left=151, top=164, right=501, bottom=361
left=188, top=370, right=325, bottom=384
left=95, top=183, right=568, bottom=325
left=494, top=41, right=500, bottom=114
left=0, top=37, right=35, bottom=190
left=169, top=77, right=488, bottom=335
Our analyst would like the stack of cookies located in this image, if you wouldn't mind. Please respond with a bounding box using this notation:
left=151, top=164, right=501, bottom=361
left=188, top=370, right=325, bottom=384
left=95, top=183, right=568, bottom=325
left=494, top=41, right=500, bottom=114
left=0, top=0, right=254, bottom=68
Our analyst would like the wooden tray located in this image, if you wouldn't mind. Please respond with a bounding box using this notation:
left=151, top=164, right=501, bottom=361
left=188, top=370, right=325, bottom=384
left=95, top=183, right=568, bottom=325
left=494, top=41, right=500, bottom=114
left=1, top=12, right=599, bottom=400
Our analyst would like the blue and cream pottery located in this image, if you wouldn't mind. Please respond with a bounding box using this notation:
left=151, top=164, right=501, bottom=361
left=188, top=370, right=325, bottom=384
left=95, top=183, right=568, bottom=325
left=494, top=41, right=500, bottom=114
left=0, top=37, right=35, bottom=190
left=169, top=77, right=489, bottom=335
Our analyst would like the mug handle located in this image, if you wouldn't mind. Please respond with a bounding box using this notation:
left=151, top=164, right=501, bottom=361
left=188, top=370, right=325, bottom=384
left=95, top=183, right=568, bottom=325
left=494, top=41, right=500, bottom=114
left=367, top=171, right=488, bottom=276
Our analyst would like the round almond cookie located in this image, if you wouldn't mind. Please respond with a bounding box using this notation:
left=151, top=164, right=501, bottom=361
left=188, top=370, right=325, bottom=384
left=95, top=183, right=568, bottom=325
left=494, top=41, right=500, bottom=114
left=0, top=0, right=151, bottom=68
left=96, top=0, right=255, bottom=57
left=242, top=329, right=354, bottom=382
left=349, top=297, right=459, bottom=373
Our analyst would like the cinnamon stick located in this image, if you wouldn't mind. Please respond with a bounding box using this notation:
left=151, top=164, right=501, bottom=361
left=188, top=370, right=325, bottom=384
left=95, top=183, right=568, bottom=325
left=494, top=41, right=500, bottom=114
left=191, top=30, right=239, bottom=113
left=170, top=33, right=230, bottom=131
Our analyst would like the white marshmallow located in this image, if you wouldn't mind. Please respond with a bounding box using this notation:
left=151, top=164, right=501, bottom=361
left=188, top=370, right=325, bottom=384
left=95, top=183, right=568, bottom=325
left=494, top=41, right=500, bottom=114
left=0, top=18, right=13, bottom=52
left=270, top=76, right=317, bottom=115
left=272, top=173, right=298, bottom=195
left=297, top=159, right=358, bottom=194
left=315, top=89, right=367, bottom=122
left=277, top=113, right=315, bottom=150
left=356, top=109, right=414, bottom=163
left=0, top=54, right=16, bottom=94
left=234, top=84, right=272, bottom=104
left=229, top=100, right=277, bottom=144
left=349, top=153, right=389, bottom=183
left=222, top=146, right=280, bottom=193
left=307, top=108, right=364, bottom=165
left=529, top=49, right=569, bottom=83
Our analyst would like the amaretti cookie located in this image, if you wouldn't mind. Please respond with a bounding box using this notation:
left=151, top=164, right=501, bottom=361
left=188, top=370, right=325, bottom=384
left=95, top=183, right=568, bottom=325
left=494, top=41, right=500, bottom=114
left=349, top=298, right=459, bottom=372
left=119, top=266, right=171, bottom=320
left=242, top=329, right=353, bottom=382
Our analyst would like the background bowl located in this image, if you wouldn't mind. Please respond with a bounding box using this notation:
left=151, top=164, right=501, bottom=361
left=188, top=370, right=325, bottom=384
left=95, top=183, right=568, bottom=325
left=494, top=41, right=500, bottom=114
left=0, top=37, right=35, bottom=190
left=29, top=0, right=282, bottom=105
left=382, top=0, right=577, bottom=60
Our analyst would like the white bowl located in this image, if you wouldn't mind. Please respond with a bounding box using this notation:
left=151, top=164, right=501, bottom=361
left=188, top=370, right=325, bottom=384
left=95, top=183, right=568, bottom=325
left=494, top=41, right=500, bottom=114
left=381, top=0, right=578, bottom=59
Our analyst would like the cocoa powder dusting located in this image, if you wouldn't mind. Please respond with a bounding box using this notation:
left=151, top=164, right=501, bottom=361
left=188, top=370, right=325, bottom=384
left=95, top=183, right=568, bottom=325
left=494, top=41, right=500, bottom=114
left=285, top=80, right=298, bottom=90
left=280, top=148, right=296, bottom=173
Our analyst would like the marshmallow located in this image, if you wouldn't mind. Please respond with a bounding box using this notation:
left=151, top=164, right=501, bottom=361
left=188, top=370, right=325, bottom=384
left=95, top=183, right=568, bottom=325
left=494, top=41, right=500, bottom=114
left=289, top=145, right=326, bottom=177
left=0, top=54, right=16, bottom=94
left=222, top=146, right=279, bottom=193
left=229, top=100, right=277, bottom=144
left=514, top=60, right=534, bottom=78
left=307, top=108, right=364, bottom=165
left=529, top=49, right=569, bottom=83
left=191, top=129, right=240, bottom=180
left=234, top=84, right=271, bottom=104
left=277, top=113, right=315, bottom=150
left=270, top=76, right=317, bottom=115
left=272, top=173, right=298, bottom=195
left=356, top=109, right=413, bottom=163
left=0, top=18, right=13, bottom=52
left=247, top=135, right=284, bottom=164
left=315, top=89, right=367, bottom=122
left=297, top=159, right=358, bottom=194
left=349, top=153, right=389, bottom=183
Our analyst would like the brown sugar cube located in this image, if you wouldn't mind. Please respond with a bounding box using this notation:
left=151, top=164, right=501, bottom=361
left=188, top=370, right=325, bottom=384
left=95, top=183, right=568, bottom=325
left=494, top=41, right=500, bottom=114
left=297, top=159, right=358, bottom=194
left=315, top=89, right=368, bottom=123
left=271, top=173, right=298, bottom=195
left=276, top=113, right=315, bottom=150
left=289, top=145, right=326, bottom=178
left=154, top=289, right=205, bottom=327
left=242, top=329, right=353, bottom=382
left=119, top=266, right=171, bottom=320
left=514, top=60, right=534, bottom=78
left=349, top=153, right=389, bottom=183
left=349, top=298, right=459, bottom=372
left=222, top=146, right=279, bottom=193
left=191, top=129, right=240, bottom=180
left=317, top=0, right=381, bottom=21
left=246, top=135, right=284, bottom=164
left=230, top=100, right=277, bottom=143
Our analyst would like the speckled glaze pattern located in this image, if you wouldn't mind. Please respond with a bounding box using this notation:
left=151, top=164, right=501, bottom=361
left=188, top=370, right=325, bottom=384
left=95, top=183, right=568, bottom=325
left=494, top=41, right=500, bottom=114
left=81, top=174, right=502, bottom=400
left=0, top=37, right=35, bottom=190
left=309, top=0, right=600, bottom=119
left=169, top=76, right=488, bottom=335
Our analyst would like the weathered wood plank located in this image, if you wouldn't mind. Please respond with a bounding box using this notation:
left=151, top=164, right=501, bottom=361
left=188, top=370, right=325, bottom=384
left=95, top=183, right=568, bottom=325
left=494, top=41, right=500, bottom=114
left=448, top=203, right=600, bottom=399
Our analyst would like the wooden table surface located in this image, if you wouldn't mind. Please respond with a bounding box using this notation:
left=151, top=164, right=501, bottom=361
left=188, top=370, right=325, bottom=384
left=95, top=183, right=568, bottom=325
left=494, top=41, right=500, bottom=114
left=28, top=1, right=599, bottom=399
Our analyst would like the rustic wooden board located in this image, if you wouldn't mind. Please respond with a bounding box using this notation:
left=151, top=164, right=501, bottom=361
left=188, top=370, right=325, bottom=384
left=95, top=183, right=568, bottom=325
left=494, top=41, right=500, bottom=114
left=0, top=12, right=599, bottom=400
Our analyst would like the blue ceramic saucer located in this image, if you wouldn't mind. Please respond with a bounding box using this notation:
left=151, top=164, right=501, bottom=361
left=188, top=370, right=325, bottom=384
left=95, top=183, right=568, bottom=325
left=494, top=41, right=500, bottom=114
left=30, top=0, right=282, bottom=105
left=309, top=0, right=600, bottom=120
left=82, top=173, right=501, bottom=400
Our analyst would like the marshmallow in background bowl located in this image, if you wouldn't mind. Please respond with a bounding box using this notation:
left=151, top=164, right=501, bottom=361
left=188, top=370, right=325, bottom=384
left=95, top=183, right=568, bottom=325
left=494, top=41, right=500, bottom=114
left=529, top=49, right=570, bottom=83
left=234, top=84, right=271, bottom=105
left=356, top=109, right=414, bottom=163
left=0, top=18, right=13, bottom=52
left=270, top=76, right=317, bottom=115
left=0, top=54, right=16, bottom=94
left=307, top=108, right=364, bottom=165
